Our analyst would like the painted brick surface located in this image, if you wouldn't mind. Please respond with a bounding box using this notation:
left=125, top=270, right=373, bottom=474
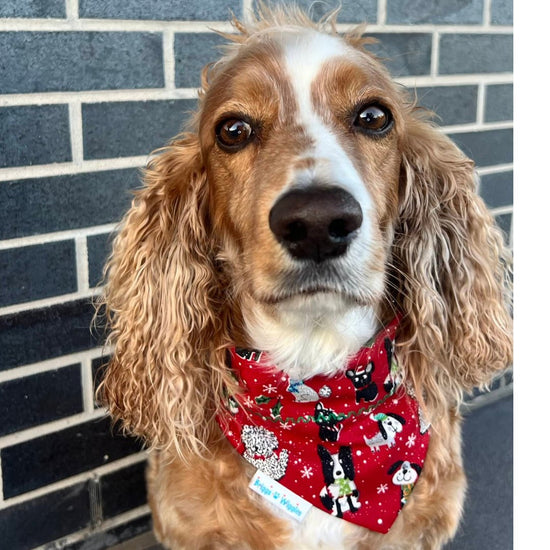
left=174, top=33, right=229, bottom=88
left=0, top=169, right=141, bottom=240
left=367, top=33, right=432, bottom=77
left=100, top=461, right=148, bottom=519
left=0, top=482, right=90, bottom=550
left=479, top=171, right=513, bottom=209
left=485, top=84, right=513, bottom=122
left=80, top=0, right=241, bottom=20
left=88, top=232, right=113, bottom=288
left=294, top=0, right=378, bottom=23
left=0, top=105, right=71, bottom=168
left=0, top=0, right=65, bottom=18
left=0, top=299, right=98, bottom=371
left=1, top=417, right=142, bottom=498
left=82, top=99, right=197, bottom=159
left=0, top=240, right=77, bottom=307
left=386, top=0, right=483, bottom=24
left=415, top=85, right=478, bottom=126
left=449, top=128, right=513, bottom=167
left=0, top=32, right=164, bottom=94
left=491, top=0, right=513, bottom=25
left=0, top=1, right=513, bottom=548
left=0, top=364, right=82, bottom=437
left=439, top=34, right=513, bottom=74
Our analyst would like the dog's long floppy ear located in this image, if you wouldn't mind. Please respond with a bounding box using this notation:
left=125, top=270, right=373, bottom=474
left=97, top=134, right=232, bottom=457
left=392, top=113, right=513, bottom=411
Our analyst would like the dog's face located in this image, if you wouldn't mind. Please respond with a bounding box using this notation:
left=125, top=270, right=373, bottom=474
left=198, top=28, right=403, bottom=312
left=390, top=461, right=420, bottom=486
left=382, top=416, right=404, bottom=435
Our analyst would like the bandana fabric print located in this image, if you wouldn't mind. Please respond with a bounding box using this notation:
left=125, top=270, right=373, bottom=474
left=216, top=317, right=430, bottom=534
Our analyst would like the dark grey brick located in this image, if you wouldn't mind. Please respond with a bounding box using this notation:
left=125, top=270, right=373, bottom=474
left=491, top=0, right=513, bottom=25
left=0, top=241, right=77, bottom=308
left=0, top=169, right=141, bottom=240
left=387, top=0, right=483, bottom=24
left=479, top=171, right=513, bottom=209
left=0, top=364, right=82, bottom=437
left=82, top=99, right=197, bottom=160
left=367, top=33, right=432, bottom=77
left=414, top=85, right=478, bottom=126
left=0, top=105, right=71, bottom=168
left=0, top=32, right=164, bottom=94
left=0, top=0, right=65, bottom=18
left=449, top=128, right=513, bottom=168
left=80, top=0, right=240, bottom=20
left=88, top=232, right=113, bottom=287
left=293, top=0, right=378, bottom=23
left=101, top=461, right=147, bottom=519
left=494, top=212, right=512, bottom=244
left=1, top=417, right=142, bottom=498
left=439, top=34, right=513, bottom=75
left=174, top=33, right=229, bottom=88
left=0, top=482, right=90, bottom=550
left=0, top=299, right=99, bottom=371
left=485, top=84, right=513, bottom=123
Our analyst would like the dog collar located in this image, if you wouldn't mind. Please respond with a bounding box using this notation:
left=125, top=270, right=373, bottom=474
left=216, top=317, right=430, bottom=534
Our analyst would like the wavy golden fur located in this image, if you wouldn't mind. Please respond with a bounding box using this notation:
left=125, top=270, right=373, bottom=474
left=98, top=5, right=512, bottom=549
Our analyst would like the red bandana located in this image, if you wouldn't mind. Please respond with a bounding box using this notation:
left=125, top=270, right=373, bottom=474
left=216, top=317, right=430, bottom=534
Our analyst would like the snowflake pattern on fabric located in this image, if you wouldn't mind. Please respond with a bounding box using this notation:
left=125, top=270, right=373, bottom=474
left=216, top=316, right=430, bottom=534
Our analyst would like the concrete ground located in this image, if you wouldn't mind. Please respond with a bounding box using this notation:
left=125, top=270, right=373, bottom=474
left=115, top=395, right=513, bottom=550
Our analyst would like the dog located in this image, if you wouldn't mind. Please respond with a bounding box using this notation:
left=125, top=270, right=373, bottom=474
left=98, top=5, right=512, bottom=549
left=318, top=445, right=361, bottom=518
left=363, top=412, right=406, bottom=451
left=388, top=460, right=423, bottom=508
left=345, top=362, right=378, bottom=403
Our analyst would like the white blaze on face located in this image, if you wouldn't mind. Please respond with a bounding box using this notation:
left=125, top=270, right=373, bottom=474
left=280, top=30, right=374, bottom=255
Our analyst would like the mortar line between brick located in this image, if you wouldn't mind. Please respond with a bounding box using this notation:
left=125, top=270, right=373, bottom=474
left=0, top=18, right=513, bottom=34
left=0, top=224, right=117, bottom=251
left=163, top=30, right=176, bottom=90
left=0, top=88, right=200, bottom=107
left=242, top=0, right=254, bottom=23
left=0, top=155, right=148, bottom=182
left=65, top=0, right=79, bottom=21
left=74, top=234, right=90, bottom=293
left=0, top=287, right=102, bottom=317
left=81, top=356, right=96, bottom=414
left=377, top=0, right=387, bottom=25
left=0, top=347, right=113, bottom=385
left=431, top=31, right=440, bottom=78
left=477, top=83, right=487, bottom=125
left=69, top=101, right=84, bottom=166
left=0, top=408, right=108, bottom=450
left=483, top=0, right=492, bottom=27
left=0, top=452, right=149, bottom=510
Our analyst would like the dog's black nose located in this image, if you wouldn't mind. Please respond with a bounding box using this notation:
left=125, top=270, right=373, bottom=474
left=269, top=187, right=363, bottom=262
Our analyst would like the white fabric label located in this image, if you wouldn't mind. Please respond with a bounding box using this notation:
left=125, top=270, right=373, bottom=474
left=249, top=469, right=312, bottom=523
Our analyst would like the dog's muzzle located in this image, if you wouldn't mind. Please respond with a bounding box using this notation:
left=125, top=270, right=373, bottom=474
left=269, top=186, right=363, bottom=263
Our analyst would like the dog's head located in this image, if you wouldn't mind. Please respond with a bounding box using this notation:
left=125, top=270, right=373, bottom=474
left=388, top=460, right=422, bottom=486
left=318, top=444, right=355, bottom=484
left=98, top=6, right=512, bottom=456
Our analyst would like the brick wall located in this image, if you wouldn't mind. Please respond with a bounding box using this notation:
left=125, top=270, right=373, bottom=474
left=0, top=1, right=512, bottom=548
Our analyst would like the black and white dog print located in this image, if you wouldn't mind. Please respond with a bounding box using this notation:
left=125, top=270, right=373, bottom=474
left=345, top=362, right=378, bottom=404
left=318, top=445, right=361, bottom=518
left=241, top=425, right=289, bottom=480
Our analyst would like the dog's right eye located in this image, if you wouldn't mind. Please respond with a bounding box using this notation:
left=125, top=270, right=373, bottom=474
left=216, top=118, right=254, bottom=152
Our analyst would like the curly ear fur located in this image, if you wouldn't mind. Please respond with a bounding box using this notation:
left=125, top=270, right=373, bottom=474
left=97, top=134, right=236, bottom=458
left=391, top=113, right=513, bottom=414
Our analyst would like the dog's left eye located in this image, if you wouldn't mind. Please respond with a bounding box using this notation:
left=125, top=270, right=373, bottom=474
left=353, top=103, right=393, bottom=136
left=216, top=118, right=254, bottom=152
